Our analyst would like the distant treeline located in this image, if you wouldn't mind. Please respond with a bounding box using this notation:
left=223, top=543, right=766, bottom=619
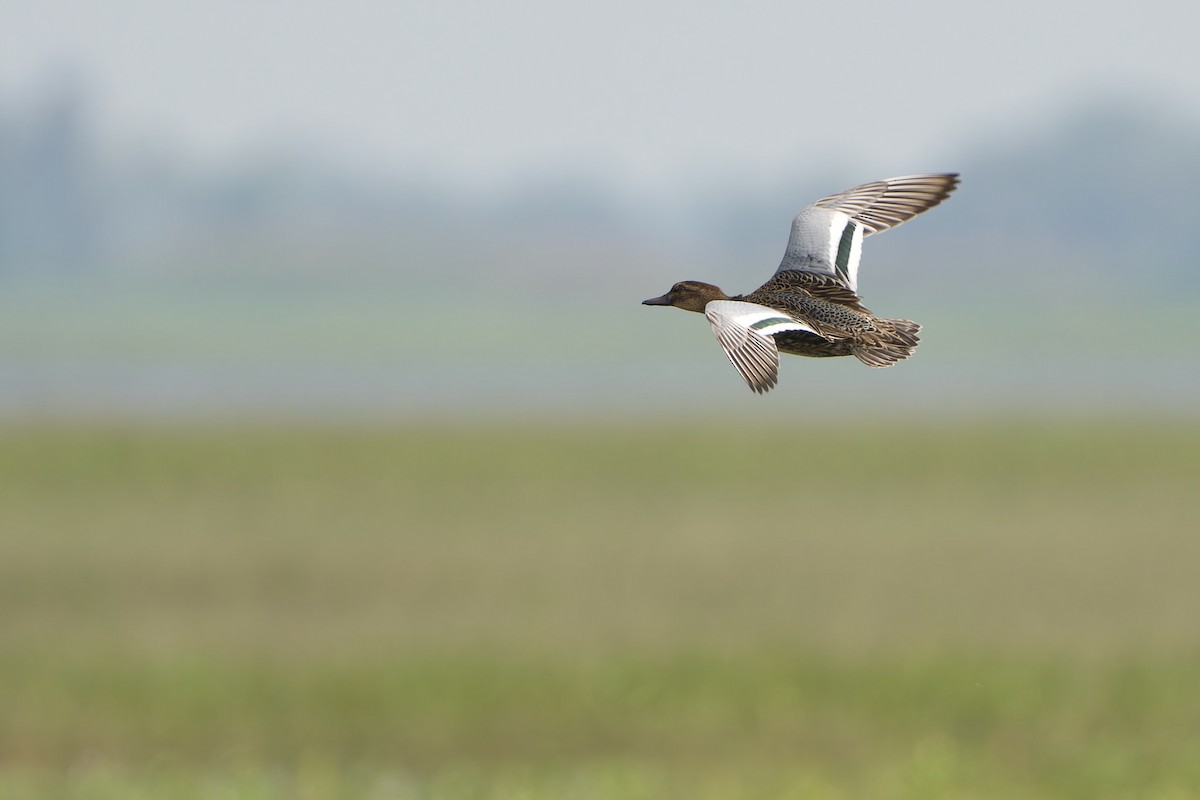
left=2, top=81, right=1197, bottom=294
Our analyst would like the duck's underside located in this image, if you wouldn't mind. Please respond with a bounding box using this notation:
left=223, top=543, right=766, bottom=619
left=772, top=330, right=856, bottom=359
left=771, top=317, right=922, bottom=367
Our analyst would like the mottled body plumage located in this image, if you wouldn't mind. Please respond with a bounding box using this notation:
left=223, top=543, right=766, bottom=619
left=643, top=173, right=958, bottom=393
left=739, top=270, right=919, bottom=365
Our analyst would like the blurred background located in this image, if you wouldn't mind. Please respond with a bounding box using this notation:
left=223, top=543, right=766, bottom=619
left=3, top=1, right=1200, bottom=798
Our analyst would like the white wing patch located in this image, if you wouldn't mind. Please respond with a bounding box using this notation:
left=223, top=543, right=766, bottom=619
left=704, top=300, right=820, bottom=394
left=824, top=212, right=865, bottom=292
left=825, top=213, right=845, bottom=268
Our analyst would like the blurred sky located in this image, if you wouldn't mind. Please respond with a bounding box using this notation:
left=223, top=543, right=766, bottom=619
left=4, top=0, right=1200, bottom=420
left=5, top=0, right=1200, bottom=194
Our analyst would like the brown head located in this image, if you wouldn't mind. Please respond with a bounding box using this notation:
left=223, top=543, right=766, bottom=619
left=642, top=280, right=730, bottom=313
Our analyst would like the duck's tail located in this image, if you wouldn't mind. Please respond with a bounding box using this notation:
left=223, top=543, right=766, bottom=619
left=852, top=317, right=921, bottom=368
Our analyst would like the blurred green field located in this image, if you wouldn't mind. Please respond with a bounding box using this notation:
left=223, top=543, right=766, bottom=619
left=2, top=420, right=1199, bottom=798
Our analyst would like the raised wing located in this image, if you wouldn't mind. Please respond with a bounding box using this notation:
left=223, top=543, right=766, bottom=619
left=776, top=173, right=959, bottom=293
left=704, top=300, right=820, bottom=394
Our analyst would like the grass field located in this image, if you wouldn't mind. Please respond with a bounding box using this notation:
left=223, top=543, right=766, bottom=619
left=2, top=420, right=1199, bottom=798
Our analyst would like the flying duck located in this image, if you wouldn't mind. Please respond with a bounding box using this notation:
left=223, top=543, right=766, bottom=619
left=643, top=173, right=959, bottom=393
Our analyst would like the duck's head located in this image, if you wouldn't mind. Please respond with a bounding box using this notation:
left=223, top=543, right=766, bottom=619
left=642, top=281, right=729, bottom=313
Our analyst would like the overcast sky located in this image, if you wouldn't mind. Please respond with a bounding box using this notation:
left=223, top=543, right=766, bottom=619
left=4, top=1, right=1199, bottom=192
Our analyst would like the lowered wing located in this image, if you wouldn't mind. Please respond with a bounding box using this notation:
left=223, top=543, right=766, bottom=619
left=704, top=300, right=821, bottom=394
